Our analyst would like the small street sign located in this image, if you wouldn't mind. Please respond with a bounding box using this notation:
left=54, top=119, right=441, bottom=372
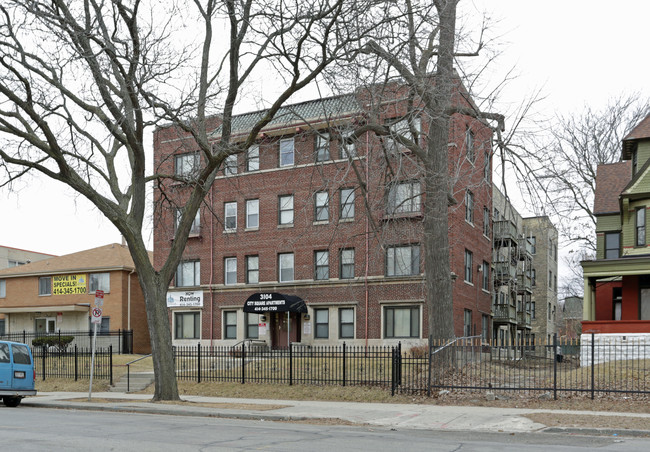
left=91, top=307, right=103, bottom=324
left=94, top=289, right=104, bottom=307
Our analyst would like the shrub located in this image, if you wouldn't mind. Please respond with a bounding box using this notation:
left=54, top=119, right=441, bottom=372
left=409, top=344, right=429, bottom=359
left=32, top=335, right=74, bottom=351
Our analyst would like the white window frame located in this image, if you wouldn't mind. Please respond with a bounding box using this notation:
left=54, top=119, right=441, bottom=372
left=246, top=199, right=259, bottom=229
left=224, top=201, right=237, bottom=231
left=224, top=257, right=237, bottom=285
left=387, top=116, right=421, bottom=153
left=384, top=305, right=420, bottom=338
left=224, top=154, right=238, bottom=175
left=465, top=128, right=475, bottom=162
left=340, top=188, right=355, bottom=220
left=89, top=272, right=110, bottom=294
left=340, top=248, right=354, bottom=279
left=279, top=138, right=294, bottom=167
left=314, top=308, right=329, bottom=339
left=387, top=181, right=421, bottom=214
left=223, top=311, right=237, bottom=340
left=314, top=250, right=329, bottom=280
left=278, top=253, right=294, bottom=282
left=175, top=208, right=201, bottom=236
left=39, top=276, right=51, bottom=296
left=339, top=307, right=355, bottom=339
left=314, top=191, right=329, bottom=222
left=246, top=255, right=259, bottom=284
left=246, top=313, right=260, bottom=339
left=174, top=152, right=200, bottom=178
left=464, top=249, right=473, bottom=283
left=465, top=190, right=474, bottom=224
left=341, top=129, right=357, bottom=158
left=0, top=279, right=5, bottom=298
left=279, top=195, right=294, bottom=225
left=315, top=132, right=330, bottom=162
left=176, top=260, right=200, bottom=287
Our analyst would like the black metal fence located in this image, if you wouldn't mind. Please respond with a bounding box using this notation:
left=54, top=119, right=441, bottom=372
left=32, top=345, right=113, bottom=383
left=173, top=334, right=650, bottom=399
left=2, top=329, right=133, bottom=354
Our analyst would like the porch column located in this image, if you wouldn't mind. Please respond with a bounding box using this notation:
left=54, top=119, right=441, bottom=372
left=582, top=277, right=595, bottom=321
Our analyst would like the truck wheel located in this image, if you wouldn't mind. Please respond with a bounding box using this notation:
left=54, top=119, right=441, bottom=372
left=3, top=397, right=21, bottom=407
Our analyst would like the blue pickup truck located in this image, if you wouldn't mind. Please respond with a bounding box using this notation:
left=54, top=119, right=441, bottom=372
left=0, top=341, right=37, bottom=407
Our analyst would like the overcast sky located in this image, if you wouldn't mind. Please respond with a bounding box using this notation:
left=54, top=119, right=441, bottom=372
left=1, top=0, right=649, bottom=258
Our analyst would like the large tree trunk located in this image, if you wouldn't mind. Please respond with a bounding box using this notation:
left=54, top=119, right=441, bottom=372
left=137, top=270, right=179, bottom=401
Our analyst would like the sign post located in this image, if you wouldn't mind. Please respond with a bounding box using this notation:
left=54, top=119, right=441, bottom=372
left=88, top=290, right=104, bottom=401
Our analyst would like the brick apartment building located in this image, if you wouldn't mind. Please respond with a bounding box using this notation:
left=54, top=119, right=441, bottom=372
left=154, top=84, right=493, bottom=349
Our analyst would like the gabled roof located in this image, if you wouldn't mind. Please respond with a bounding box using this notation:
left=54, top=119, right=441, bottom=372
left=622, top=114, right=650, bottom=159
left=211, top=94, right=362, bottom=139
left=0, top=244, right=149, bottom=277
left=593, top=161, right=631, bottom=214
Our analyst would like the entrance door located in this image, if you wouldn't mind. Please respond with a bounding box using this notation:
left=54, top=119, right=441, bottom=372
left=641, top=288, right=650, bottom=320
left=35, top=318, right=56, bottom=335
left=270, top=312, right=301, bottom=349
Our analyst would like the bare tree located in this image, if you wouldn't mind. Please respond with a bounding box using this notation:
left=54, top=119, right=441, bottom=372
left=0, top=0, right=375, bottom=400
left=330, top=0, right=508, bottom=340
left=530, top=94, right=650, bottom=252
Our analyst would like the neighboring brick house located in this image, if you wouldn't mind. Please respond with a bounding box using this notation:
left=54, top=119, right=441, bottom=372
left=0, top=244, right=151, bottom=353
left=0, top=245, right=55, bottom=335
left=491, top=186, right=558, bottom=346
left=581, top=114, right=650, bottom=363
left=154, top=85, right=493, bottom=349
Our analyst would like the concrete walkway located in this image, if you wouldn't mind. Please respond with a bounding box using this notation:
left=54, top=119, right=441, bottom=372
left=22, top=391, right=650, bottom=437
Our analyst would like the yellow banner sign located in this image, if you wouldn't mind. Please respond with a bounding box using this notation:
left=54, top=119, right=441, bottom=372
left=52, top=274, right=87, bottom=295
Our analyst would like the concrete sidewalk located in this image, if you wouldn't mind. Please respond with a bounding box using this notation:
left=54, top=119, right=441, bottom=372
left=21, top=391, right=650, bottom=437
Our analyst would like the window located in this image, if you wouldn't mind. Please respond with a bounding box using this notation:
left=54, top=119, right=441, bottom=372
left=224, top=257, right=237, bottom=285
left=632, top=150, right=638, bottom=175
left=465, top=128, right=475, bottom=162
left=482, top=314, right=489, bottom=341
left=0, top=280, right=5, bottom=298
left=314, top=191, right=329, bottom=222
left=548, top=302, right=552, bottom=320
left=339, top=308, right=354, bottom=339
left=224, top=154, right=237, bottom=175
left=175, top=312, right=200, bottom=339
left=464, top=309, right=472, bottom=337
left=246, top=255, right=259, bottom=284
left=530, top=236, right=536, bottom=254
left=483, top=207, right=490, bottom=236
left=464, top=249, right=473, bottom=283
left=340, top=188, right=355, bottom=220
left=224, top=311, right=237, bottom=339
left=247, top=145, right=260, bottom=172
left=636, top=207, right=646, bottom=247
left=175, top=153, right=199, bottom=178
left=465, top=190, right=474, bottom=223
left=481, top=261, right=489, bottom=291
left=176, top=260, right=200, bottom=287
left=549, top=270, right=553, bottom=289
left=175, top=208, right=201, bottom=236
left=278, top=253, right=294, bottom=282
left=8, top=260, right=25, bottom=267
left=384, top=306, right=419, bottom=338
left=314, top=250, right=329, bottom=280
left=531, top=301, right=536, bottom=319
left=314, top=308, right=329, bottom=338
left=246, top=199, right=259, bottom=229
left=279, top=138, right=294, bottom=167
left=278, top=195, right=294, bottom=225
left=340, top=249, right=355, bottom=279
left=386, top=245, right=420, bottom=276
left=483, top=150, right=490, bottom=181
left=246, top=313, right=260, bottom=339
left=315, top=132, right=330, bottom=162
left=39, top=277, right=51, bottom=296
left=89, top=273, right=110, bottom=293
left=224, top=201, right=237, bottom=231
left=532, top=269, right=536, bottom=287
left=386, top=116, right=420, bottom=153
left=387, top=181, right=421, bottom=214
left=341, top=129, right=357, bottom=158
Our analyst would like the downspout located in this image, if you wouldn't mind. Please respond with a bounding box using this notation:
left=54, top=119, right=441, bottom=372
left=365, top=132, right=370, bottom=348
left=128, top=268, right=135, bottom=330
left=210, top=188, right=215, bottom=346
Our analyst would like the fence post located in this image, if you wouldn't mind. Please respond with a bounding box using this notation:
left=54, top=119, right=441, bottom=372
left=342, top=342, right=346, bottom=387
left=74, top=345, right=78, bottom=381
left=591, top=332, right=595, bottom=400
left=553, top=333, right=557, bottom=400
left=109, top=344, right=113, bottom=386
left=390, top=346, right=396, bottom=396
left=23, top=330, right=26, bottom=344
left=42, top=345, right=46, bottom=381
left=397, top=342, right=402, bottom=386
left=197, top=343, right=201, bottom=384
left=241, top=343, right=245, bottom=385
left=289, top=342, right=293, bottom=386
left=427, top=335, right=432, bottom=397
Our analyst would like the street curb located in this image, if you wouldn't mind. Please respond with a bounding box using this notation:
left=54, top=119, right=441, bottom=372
left=543, top=427, right=650, bottom=438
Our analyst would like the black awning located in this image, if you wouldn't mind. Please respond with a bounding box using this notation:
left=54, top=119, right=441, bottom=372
left=244, top=292, right=307, bottom=313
